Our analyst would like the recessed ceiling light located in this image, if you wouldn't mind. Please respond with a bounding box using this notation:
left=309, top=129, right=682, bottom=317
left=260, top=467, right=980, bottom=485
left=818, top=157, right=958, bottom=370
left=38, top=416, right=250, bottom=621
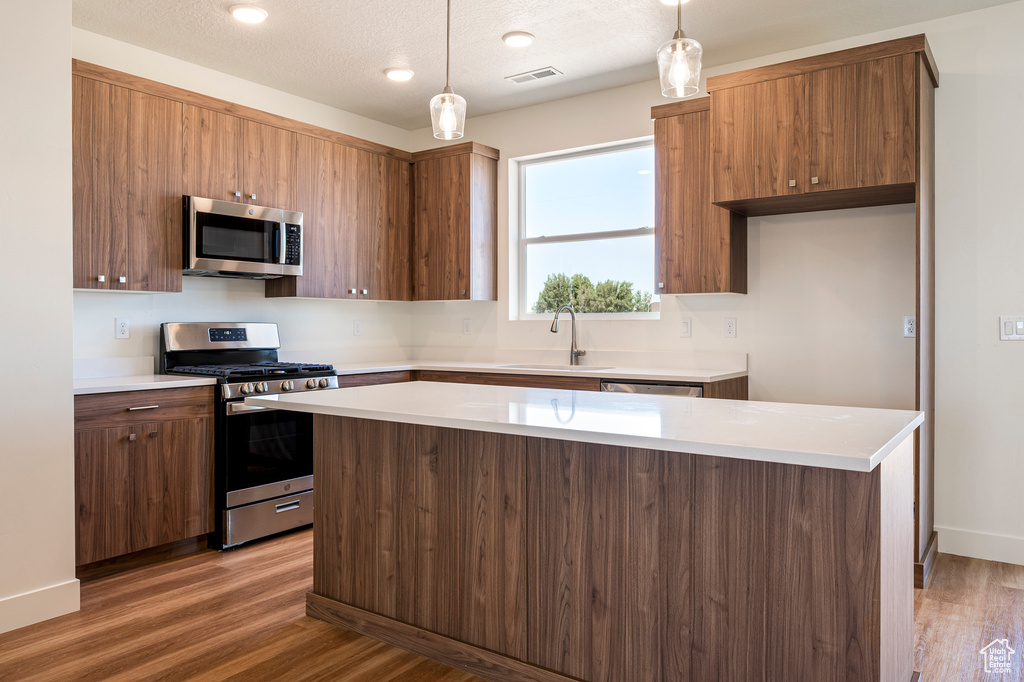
left=502, top=31, right=535, bottom=48
left=230, top=5, right=268, bottom=24
left=385, top=69, right=415, bottom=82
left=659, top=0, right=692, bottom=5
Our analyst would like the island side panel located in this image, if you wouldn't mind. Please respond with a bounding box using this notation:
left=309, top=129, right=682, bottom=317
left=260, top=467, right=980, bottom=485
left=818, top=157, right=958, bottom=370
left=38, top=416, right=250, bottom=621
left=880, top=437, right=915, bottom=681
left=312, top=415, right=527, bottom=658
left=690, top=457, right=768, bottom=682
left=526, top=439, right=629, bottom=681
left=765, top=460, right=882, bottom=681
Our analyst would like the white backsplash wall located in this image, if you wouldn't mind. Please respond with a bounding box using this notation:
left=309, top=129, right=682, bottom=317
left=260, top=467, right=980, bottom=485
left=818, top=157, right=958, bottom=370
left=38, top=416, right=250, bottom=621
left=73, top=278, right=416, bottom=366
left=411, top=206, right=917, bottom=411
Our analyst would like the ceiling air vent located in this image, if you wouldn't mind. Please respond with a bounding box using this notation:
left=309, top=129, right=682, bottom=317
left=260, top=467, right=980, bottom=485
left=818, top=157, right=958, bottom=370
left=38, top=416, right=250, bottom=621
left=506, top=67, right=563, bottom=84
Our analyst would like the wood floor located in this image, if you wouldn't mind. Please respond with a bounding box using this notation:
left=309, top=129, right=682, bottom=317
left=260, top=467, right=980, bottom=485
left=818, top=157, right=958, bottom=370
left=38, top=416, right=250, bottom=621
left=0, top=529, right=482, bottom=682
left=0, top=530, right=1021, bottom=681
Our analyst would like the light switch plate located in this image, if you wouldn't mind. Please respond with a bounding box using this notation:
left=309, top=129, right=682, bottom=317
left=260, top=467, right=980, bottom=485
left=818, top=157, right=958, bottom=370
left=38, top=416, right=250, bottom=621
left=999, top=315, right=1024, bottom=340
left=680, top=318, right=691, bottom=338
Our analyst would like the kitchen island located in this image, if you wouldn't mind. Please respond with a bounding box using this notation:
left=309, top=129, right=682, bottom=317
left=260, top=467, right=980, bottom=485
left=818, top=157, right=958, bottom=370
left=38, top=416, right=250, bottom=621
left=248, top=381, right=923, bottom=682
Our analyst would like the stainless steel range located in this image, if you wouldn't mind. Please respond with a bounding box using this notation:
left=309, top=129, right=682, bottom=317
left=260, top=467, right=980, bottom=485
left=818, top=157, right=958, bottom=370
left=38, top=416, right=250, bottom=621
left=161, top=322, right=338, bottom=548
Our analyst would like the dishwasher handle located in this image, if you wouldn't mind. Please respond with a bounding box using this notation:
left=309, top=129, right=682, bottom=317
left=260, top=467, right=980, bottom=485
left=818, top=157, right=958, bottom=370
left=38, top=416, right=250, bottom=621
left=600, top=381, right=703, bottom=398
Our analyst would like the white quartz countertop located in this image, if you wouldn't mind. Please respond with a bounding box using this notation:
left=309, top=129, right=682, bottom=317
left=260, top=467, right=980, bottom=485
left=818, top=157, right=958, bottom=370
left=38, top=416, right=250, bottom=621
left=329, top=360, right=746, bottom=384
left=247, top=381, right=923, bottom=472
left=73, top=374, right=218, bottom=395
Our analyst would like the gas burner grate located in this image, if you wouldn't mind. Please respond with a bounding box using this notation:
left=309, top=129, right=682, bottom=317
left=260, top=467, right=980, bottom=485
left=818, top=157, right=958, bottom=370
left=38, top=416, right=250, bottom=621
left=169, top=362, right=334, bottom=379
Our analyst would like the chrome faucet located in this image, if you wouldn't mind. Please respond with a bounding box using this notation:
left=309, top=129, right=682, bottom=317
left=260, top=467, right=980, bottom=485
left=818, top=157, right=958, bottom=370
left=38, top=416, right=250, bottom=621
left=550, top=305, right=586, bottom=366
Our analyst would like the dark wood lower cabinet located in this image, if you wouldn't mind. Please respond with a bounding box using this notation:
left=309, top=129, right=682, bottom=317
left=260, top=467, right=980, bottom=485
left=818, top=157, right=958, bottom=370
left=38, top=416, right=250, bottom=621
left=309, top=416, right=914, bottom=682
left=74, top=388, right=214, bottom=566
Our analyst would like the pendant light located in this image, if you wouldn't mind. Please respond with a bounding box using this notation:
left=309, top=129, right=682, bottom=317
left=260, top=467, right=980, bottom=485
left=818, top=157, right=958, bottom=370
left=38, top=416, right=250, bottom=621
left=430, top=0, right=466, bottom=140
left=657, top=0, right=703, bottom=98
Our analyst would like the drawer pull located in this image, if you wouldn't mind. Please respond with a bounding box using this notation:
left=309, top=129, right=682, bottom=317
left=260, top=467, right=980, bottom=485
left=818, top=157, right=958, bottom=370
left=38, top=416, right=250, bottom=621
left=149, top=431, right=158, bottom=438
left=127, top=405, right=159, bottom=411
left=275, top=500, right=301, bottom=513
left=128, top=433, right=137, bottom=442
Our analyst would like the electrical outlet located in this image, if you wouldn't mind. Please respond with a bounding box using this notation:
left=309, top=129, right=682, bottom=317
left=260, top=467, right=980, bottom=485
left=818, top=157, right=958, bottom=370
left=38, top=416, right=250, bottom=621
left=904, top=315, right=916, bottom=338
left=724, top=318, right=737, bottom=338
left=353, top=320, right=363, bottom=337
left=463, top=318, right=472, bottom=335
left=679, top=318, right=691, bottom=338
left=115, top=317, right=129, bottom=339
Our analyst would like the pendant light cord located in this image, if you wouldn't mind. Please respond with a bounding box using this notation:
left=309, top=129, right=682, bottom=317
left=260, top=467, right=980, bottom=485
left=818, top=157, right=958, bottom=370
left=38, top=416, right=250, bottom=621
left=445, top=0, right=452, bottom=88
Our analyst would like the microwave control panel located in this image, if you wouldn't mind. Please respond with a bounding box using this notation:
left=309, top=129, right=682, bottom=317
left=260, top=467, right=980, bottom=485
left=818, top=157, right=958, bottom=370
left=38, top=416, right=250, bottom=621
left=284, top=224, right=301, bottom=266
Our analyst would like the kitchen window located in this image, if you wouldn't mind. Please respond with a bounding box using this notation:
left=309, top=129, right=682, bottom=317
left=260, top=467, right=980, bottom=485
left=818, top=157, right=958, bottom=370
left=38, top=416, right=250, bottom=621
left=517, top=140, right=656, bottom=319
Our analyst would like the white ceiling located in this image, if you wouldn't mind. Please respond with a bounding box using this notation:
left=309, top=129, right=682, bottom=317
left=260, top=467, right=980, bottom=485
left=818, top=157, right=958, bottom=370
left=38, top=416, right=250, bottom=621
left=72, top=0, right=1012, bottom=130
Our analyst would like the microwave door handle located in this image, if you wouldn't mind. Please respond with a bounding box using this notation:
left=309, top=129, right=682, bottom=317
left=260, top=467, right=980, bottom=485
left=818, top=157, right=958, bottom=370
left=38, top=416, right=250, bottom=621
left=279, top=223, right=288, bottom=264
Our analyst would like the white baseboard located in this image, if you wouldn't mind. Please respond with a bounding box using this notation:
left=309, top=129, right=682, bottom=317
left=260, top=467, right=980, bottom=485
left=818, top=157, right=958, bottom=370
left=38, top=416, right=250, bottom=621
left=0, top=579, right=80, bottom=635
left=934, top=525, right=1024, bottom=567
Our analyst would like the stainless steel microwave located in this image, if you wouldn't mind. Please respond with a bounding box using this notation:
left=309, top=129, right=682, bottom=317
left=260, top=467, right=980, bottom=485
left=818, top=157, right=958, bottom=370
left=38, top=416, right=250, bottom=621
left=183, top=196, right=303, bottom=279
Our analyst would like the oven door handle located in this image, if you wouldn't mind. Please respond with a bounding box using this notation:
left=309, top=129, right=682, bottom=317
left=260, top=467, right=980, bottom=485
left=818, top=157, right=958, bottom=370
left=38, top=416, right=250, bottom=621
left=227, top=402, right=277, bottom=416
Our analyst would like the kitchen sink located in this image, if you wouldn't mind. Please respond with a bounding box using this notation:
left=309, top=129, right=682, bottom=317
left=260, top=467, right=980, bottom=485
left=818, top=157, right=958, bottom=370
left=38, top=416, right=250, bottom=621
left=497, top=364, right=614, bottom=371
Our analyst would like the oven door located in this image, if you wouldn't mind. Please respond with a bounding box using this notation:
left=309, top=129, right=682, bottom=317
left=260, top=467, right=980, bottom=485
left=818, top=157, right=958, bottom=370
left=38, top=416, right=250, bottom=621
left=222, top=401, right=313, bottom=508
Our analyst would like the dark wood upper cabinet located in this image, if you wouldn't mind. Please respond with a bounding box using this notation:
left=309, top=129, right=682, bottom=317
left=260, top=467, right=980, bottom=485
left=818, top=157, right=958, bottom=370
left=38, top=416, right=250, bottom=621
left=412, top=142, right=498, bottom=301
left=183, top=105, right=296, bottom=209
left=266, top=140, right=411, bottom=301
left=708, top=36, right=932, bottom=216
left=73, top=75, right=182, bottom=292
left=652, top=99, right=747, bottom=294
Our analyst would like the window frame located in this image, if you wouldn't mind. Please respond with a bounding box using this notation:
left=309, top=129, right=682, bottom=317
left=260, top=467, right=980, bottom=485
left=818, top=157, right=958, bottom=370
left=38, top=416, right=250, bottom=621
left=516, top=138, right=658, bottom=321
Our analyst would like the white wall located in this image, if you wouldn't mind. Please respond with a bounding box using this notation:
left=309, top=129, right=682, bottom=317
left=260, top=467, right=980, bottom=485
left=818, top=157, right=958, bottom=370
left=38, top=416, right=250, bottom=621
left=0, top=0, right=80, bottom=633
left=409, top=0, right=1024, bottom=565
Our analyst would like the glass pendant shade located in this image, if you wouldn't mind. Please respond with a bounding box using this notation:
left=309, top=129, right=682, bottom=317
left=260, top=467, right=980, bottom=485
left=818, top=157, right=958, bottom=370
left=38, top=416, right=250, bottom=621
left=657, top=35, right=703, bottom=98
left=430, top=88, right=466, bottom=140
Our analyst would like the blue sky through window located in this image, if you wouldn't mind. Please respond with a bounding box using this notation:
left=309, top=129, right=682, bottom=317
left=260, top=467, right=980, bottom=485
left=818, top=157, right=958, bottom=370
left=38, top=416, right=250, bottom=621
left=522, top=144, right=656, bottom=313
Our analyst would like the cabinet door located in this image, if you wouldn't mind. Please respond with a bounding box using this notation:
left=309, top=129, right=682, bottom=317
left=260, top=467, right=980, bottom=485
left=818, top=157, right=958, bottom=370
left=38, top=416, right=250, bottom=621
left=656, top=109, right=747, bottom=294
left=127, top=91, right=183, bottom=292
left=183, top=105, right=246, bottom=202
left=243, top=120, right=297, bottom=209
left=75, top=428, right=131, bottom=565
left=355, top=149, right=384, bottom=299
left=754, top=75, right=809, bottom=198
left=129, top=418, right=211, bottom=553
left=414, top=154, right=470, bottom=300
left=713, top=76, right=809, bottom=202
left=72, top=76, right=129, bottom=290
left=809, top=54, right=916, bottom=192
left=379, top=156, right=412, bottom=300
left=330, top=144, right=363, bottom=299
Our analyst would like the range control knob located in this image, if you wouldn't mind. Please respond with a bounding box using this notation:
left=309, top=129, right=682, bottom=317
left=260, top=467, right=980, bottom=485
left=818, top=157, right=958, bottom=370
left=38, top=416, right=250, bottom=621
left=318, top=378, right=330, bottom=388
left=254, top=382, right=266, bottom=394
left=281, top=380, right=294, bottom=392
left=306, top=378, right=318, bottom=390
left=240, top=383, right=253, bottom=395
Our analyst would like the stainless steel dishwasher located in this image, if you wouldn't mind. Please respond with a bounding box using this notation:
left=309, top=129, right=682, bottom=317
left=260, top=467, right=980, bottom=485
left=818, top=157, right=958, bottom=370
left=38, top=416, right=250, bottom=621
left=600, top=381, right=703, bottom=397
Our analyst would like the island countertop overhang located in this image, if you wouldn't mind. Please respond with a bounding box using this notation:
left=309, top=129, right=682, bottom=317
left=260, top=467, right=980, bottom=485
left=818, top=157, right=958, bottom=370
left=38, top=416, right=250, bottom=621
left=247, top=381, right=922, bottom=472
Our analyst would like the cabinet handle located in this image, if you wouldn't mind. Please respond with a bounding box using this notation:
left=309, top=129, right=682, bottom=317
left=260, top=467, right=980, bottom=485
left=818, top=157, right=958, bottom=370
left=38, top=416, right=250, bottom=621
left=276, top=500, right=301, bottom=513
left=149, top=431, right=158, bottom=438
left=118, top=276, right=127, bottom=284
left=127, top=405, right=160, bottom=411
left=811, top=176, right=819, bottom=185
left=128, top=433, right=137, bottom=442
left=348, top=288, right=357, bottom=295
left=97, top=275, right=106, bottom=283
left=788, top=179, right=797, bottom=187
left=250, top=193, right=257, bottom=201
left=658, top=282, right=665, bottom=289
left=361, top=288, right=368, bottom=295
left=461, top=290, right=467, bottom=296
left=234, top=191, right=241, bottom=197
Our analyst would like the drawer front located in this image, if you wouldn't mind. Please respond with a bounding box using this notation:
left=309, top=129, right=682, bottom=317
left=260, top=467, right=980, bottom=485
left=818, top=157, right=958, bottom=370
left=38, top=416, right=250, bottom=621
left=224, top=491, right=313, bottom=547
left=415, top=370, right=602, bottom=392
left=335, top=371, right=412, bottom=388
left=75, top=386, right=215, bottom=430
